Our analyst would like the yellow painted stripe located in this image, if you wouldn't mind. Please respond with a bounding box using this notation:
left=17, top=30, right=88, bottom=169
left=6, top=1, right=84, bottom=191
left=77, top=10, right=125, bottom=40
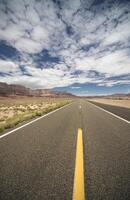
left=73, top=128, right=85, bottom=200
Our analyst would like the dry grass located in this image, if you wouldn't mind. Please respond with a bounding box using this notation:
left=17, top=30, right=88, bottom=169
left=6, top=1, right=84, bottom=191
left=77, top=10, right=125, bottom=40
left=0, top=96, right=73, bottom=134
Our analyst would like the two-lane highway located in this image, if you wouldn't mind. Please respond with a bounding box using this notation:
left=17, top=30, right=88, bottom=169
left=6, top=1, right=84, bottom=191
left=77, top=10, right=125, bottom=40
left=0, top=100, right=130, bottom=199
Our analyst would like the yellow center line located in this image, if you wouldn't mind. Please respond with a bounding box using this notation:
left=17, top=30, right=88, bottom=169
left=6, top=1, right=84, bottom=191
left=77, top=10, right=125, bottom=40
left=73, top=128, right=85, bottom=200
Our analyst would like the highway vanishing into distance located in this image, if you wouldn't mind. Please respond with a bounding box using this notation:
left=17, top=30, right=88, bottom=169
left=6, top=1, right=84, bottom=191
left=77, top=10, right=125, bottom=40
left=0, top=100, right=130, bottom=200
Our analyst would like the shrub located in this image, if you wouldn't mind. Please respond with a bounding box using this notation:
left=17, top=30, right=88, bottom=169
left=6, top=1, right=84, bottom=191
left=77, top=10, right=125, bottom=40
left=35, top=111, right=43, bottom=116
left=0, top=126, right=5, bottom=133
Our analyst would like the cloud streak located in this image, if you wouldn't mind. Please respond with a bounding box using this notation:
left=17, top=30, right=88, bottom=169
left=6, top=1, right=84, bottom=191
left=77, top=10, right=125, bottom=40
left=0, top=0, right=130, bottom=91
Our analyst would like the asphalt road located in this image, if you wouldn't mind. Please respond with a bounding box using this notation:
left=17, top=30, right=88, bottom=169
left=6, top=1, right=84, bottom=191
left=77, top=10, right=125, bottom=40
left=89, top=100, right=130, bottom=121
left=0, top=100, right=130, bottom=200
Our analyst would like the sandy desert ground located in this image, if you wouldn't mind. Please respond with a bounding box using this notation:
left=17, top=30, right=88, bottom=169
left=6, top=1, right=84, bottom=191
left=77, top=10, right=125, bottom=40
left=89, top=98, right=130, bottom=109
left=0, top=96, right=72, bottom=133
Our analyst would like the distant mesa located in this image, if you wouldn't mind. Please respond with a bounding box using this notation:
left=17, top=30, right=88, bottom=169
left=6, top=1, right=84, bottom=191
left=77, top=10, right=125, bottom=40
left=0, top=82, right=75, bottom=98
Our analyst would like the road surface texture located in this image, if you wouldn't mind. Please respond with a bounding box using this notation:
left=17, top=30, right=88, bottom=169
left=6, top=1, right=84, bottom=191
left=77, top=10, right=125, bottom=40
left=0, top=100, right=130, bottom=200
left=89, top=100, right=130, bottom=121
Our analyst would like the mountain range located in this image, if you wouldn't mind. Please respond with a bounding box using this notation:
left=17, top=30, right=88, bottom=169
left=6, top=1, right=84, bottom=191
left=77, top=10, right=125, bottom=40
left=0, top=82, right=75, bottom=98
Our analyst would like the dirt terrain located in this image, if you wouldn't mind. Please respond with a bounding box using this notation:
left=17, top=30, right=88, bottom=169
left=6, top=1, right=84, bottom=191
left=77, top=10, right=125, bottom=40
left=0, top=96, right=72, bottom=133
left=89, top=98, right=130, bottom=109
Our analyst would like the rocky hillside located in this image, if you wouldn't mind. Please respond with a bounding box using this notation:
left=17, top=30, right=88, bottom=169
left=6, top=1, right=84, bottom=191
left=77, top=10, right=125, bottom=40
left=0, top=82, right=75, bottom=98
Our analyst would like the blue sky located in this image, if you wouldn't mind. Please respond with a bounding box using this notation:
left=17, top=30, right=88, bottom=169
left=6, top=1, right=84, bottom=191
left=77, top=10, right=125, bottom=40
left=0, top=0, right=130, bottom=96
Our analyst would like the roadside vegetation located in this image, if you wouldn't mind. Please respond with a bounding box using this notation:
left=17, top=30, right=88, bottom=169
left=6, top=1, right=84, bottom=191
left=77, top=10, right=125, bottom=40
left=0, top=97, right=72, bottom=134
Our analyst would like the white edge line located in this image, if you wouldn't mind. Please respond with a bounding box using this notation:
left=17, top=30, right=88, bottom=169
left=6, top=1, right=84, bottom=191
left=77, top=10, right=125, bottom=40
left=89, top=101, right=130, bottom=124
left=0, top=102, right=73, bottom=140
